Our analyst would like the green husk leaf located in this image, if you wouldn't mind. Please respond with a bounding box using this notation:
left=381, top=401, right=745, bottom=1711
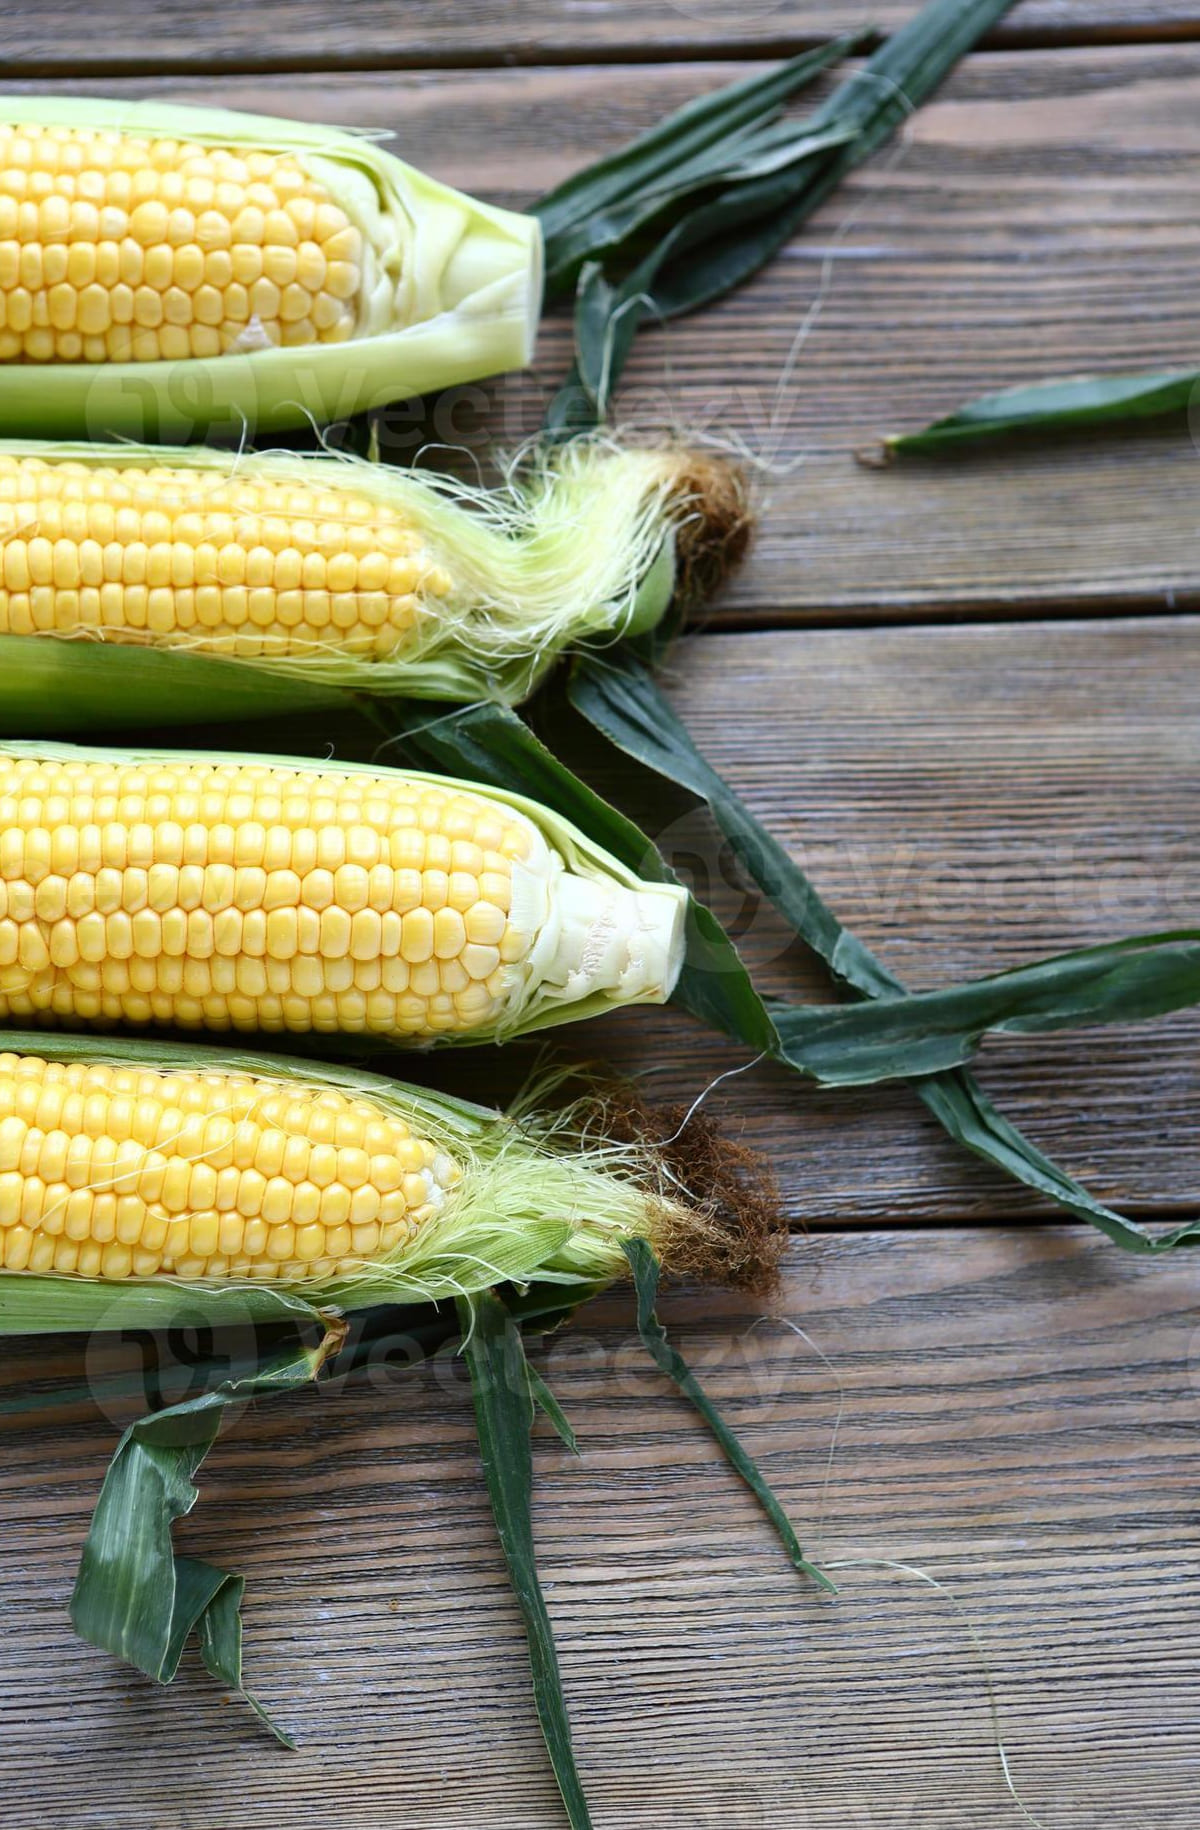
left=0, top=632, right=359, bottom=737
left=527, top=1360, right=581, bottom=1457
left=623, top=1240, right=834, bottom=1592
left=70, top=1329, right=335, bottom=1742
left=535, top=37, right=866, bottom=295
left=460, top=1288, right=593, bottom=1830
left=769, top=930, right=1200, bottom=1085
left=885, top=367, right=1200, bottom=454
left=570, top=652, right=1191, bottom=1253
left=0, top=1268, right=322, bottom=1336
left=542, top=0, right=1019, bottom=429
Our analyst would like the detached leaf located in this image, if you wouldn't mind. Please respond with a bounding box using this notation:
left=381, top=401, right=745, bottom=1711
left=71, top=1329, right=338, bottom=1743
left=527, top=1360, right=581, bottom=1457
left=919, top=1072, right=1200, bottom=1254
left=886, top=367, right=1200, bottom=454
left=570, top=654, right=897, bottom=1001
left=540, top=0, right=1020, bottom=429
left=623, top=1240, right=834, bottom=1592
left=770, top=930, right=1200, bottom=1086
left=535, top=37, right=865, bottom=296
left=460, top=1290, right=593, bottom=1830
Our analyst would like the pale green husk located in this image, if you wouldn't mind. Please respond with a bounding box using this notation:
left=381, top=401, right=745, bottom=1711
left=0, top=97, right=542, bottom=438
left=0, top=738, right=688, bottom=1040
left=0, top=437, right=680, bottom=728
left=0, top=1031, right=677, bottom=1334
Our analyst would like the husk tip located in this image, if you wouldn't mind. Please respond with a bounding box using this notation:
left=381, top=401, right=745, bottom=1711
left=576, top=1085, right=787, bottom=1297
left=666, top=449, right=755, bottom=607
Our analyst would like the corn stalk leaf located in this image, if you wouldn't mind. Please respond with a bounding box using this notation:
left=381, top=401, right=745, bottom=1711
left=769, top=930, right=1200, bottom=1085
left=70, top=1329, right=339, bottom=1743
left=460, top=1288, right=593, bottom=1830
left=569, top=652, right=1194, bottom=1254
left=622, top=1240, right=834, bottom=1592
left=540, top=0, right=1019, bottom=429
left=885, top=367, right=1200, bottom=454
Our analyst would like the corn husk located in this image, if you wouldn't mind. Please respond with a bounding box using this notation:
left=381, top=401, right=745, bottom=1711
left=0, top=437, right=718, bottom=728
left=0, top=97, right=541, bottom=439
left=0, top=1030, right=696, bottom=1333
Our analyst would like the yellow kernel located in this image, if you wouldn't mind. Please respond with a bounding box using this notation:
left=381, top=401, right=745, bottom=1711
left=260, top=1176, right=294, bottom=1224
left=432, top=907, right=466, bottom=959
left=129, top=199, right=169, bottom=245
left=400, top=906, right=434, bottom=964
left=319, top=905, right=351, bottom=957
left=265, top=1221, right=295, bottom=1261
left=319, top=1183, right=351, bottom=1227
left=100, top=1241, right=133, bottom=1279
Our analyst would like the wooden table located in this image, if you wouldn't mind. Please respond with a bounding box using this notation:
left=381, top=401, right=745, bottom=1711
left=2, top=7, right=1199, bottom=1826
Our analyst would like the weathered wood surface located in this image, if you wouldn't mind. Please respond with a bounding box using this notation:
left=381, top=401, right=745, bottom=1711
left=1, top=1231, right=1197, bottom=1829
left=14, top=49, right=1200, bottom=620
left=4, top=0, right=1200, bottom=69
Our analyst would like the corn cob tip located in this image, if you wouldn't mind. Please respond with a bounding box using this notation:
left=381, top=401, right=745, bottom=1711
left=533, top=872, right=685, bottom=1017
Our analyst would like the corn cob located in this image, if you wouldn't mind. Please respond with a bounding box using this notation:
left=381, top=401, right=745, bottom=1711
left=0, top=438, right=749, bottom=728
left=0, top=1034, right=777, bottom=1333
left=0, top=99, right=541, bottom=437
left=0, top=743, right=686, bottom=1044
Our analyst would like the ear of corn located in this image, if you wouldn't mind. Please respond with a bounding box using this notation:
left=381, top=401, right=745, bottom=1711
left=0, top=1031, right=686, bottom=1333
left=0, top=437, right=704, bottom=728
left=0, top=98, right=541, bottom=438
left=0, top=740, right=687, bottom=1044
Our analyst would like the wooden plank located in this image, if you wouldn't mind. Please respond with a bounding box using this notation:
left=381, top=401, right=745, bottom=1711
left=14, top=50, right=1200, bottom=621
left=4, top=0, right=1200, bottom=71
left=192, top=614, right=1198, bottom=1229
left=1, top=1230, right=1197, bottom=1827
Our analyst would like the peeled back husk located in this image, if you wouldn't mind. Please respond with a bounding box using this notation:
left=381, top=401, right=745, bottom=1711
left=0, top=437, right=749, bottom=729
left=0, top=97, right=542, bottom=439
left=0, top=1031, right=779, bottom=1333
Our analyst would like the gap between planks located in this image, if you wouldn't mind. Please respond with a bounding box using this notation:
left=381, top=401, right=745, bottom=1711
left=6, top=3, right=1200, bottom=75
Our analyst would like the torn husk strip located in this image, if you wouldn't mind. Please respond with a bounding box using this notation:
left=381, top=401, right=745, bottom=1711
left=0, top=1031, right=786, bottom=1334
left=0, top=436, right=750, bottom=728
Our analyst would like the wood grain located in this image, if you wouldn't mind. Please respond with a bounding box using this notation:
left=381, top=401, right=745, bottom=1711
left=3, top=0, right=1200, bottom=71
left=0, top=17, right=1196, bottom=1828
left=14, top=50, right=1200, bottom=621
left=1, top=1230, right=1196, bottom=1829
